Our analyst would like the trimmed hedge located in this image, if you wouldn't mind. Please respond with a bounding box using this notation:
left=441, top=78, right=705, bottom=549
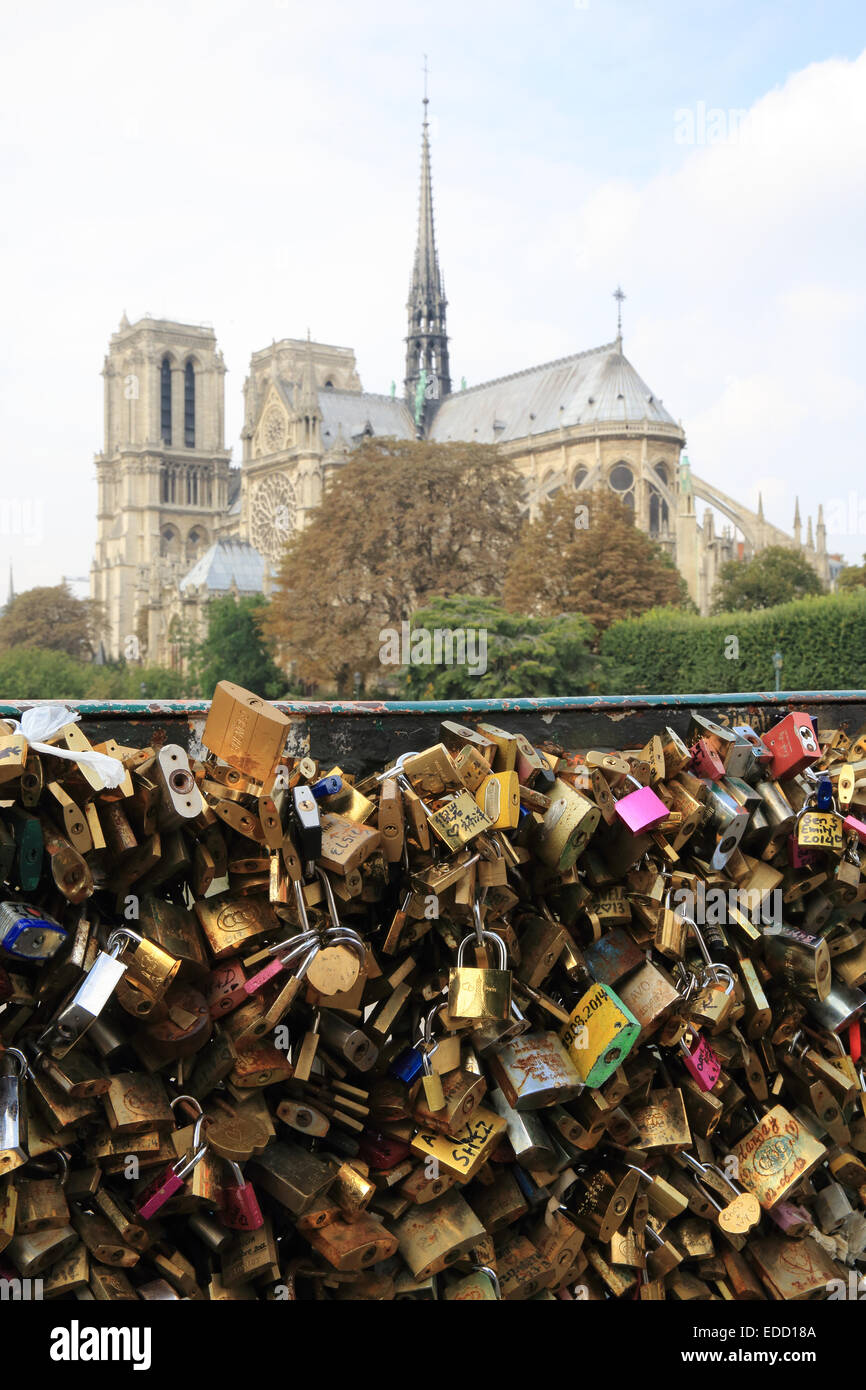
left=600, top=590, right=866, bottom=693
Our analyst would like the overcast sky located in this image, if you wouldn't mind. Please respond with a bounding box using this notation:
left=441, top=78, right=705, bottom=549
left=2, top=0, right=866, bottom=596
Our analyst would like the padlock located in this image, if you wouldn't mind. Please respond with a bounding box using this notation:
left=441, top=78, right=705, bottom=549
left=533, top=780, right=600, bottom=871
left=613, top=774, right=669, bottom=835
left=202, top=681, right=290, bottom=786
left=733, top=1103, right=827, bottom=1210
left=678, top=1025, right=722, bottom=1092
left=448, top=926, right=512, bottom=1022
left=761, top=712, right=820, bottom=779
left=37, top=929, right=130, bottom=1058
left=0, top=902, right=66, bottom=961
left=0, top=1047, right=28, bottom=1176
left=135, top=1096, right=210, bottom=1219
left=764, top=925, right=831, bottom=1001
left=690, top=739, right=726, bottom=781
left=219, top=1160, right=265, bottom=1231
left=488, top=1031, right=583, bottom=1110
left=794, top=797, right=844, bottom=854
left=113, top=926, right=182, bottom=1017
left=560, top=981, right=640, bottom=1086
left=656, top=886, right=689, bottom=959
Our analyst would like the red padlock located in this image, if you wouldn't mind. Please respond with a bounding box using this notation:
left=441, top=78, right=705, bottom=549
left=690, top=739, right=725, bottom=781
left=206, top=958, right=248, bottom=1018
left=761, top=712, right=820, bottom=779
left=219, top=1161, right=264, bottom=1230
left=358, top=1132, right=411, bottom=1171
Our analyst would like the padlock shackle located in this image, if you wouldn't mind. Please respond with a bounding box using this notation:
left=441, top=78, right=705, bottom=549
left=293, top=878, right=311, bottom=932
left=315, top=865, right=341, bottom=929
left=0, top=1046, right=29, bottom=1079
left=457, top=929, right=507, bottom=969
left=471, top=1264, right=502, bottom=1299
left=107, top=926, right=144, bottom=955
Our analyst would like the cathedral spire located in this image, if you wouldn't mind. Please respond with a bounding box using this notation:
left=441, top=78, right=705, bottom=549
left=404, top=68, right=451, bottom=424
left=793, top=496, right=802, bottom=547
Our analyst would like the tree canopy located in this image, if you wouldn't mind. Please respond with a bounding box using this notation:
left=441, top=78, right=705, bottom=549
left=503, top=489, right=689, bottom=634
left=401, top=595, right=599, bottom=698
left=711, top=545, right=823, bottom=613
left=0, top=583, right=105, bottom=658
left=193, top=595, right=286, bottom=700
left=836, top=554, right=866, bottom=591
left=263, top=438, right=523, bottom=693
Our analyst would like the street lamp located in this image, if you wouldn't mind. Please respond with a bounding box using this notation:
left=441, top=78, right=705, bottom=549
left=772, top=650, right=783, bottom=693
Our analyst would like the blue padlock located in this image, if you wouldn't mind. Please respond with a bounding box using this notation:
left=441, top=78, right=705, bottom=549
left=816, top=775, right=834, bottom=812
left=311, top=775, right=343, bottom=800
left=388, top=1044, right=426, bottom=1086
left=0, top=901, right=67, bottom=960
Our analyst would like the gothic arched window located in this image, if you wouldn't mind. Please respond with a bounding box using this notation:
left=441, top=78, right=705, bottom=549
left=186, top=526, right=206, bottom=564
left=161, top=358, right=172, bottom=444
left=184, top=361, right=195, bottom=448
left=160, top=525, right=180, bottom=558
left=609, top=462, right=635, bottom=509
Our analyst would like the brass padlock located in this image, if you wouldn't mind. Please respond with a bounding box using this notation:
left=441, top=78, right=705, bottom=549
left=113, top=927, right=182, bottom=1018
left=448, top=918, right=512, bottom=1022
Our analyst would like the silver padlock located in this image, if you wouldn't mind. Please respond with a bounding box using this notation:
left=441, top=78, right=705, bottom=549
left=0, top=1046, right=29, bottom=1175
left=813, top=1181, right=854, bottom=1234
left=37, top=928, right=131, bottom=1058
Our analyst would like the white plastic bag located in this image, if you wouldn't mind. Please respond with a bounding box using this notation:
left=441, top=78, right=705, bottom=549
left=10, top=704, right=125, bottom=789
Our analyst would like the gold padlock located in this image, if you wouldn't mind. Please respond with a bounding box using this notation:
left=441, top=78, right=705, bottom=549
left=112, top=927, right=181, bottom=1018
left=448, top=914, right=512, bottom=1022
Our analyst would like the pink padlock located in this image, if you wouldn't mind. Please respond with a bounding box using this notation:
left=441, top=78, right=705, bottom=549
left=136, top=1096, right=208, bottom=1219
left=219, top=1161, right=264, bottom=1231
left=767, top=1200, right=813, bottom=1235
left=614, top=775, right=669, bottom=834
left=787, top=835, right=818, bottom=870
left=679, top=1026, right=721, bottom=1092
left=843, top=814, right=866, bottom=847
left=244, top=930, right=321, bottom=995
left=244, top=956, right=287, bottom=995
left=690, top=738, right=725, bottom=781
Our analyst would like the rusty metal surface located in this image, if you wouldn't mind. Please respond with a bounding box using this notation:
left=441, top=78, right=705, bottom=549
left=2, top=693, right=865, bottom=778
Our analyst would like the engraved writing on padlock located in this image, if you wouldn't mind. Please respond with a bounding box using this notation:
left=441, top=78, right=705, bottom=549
left=679, top=1026, right=721, bottom=1092
left=448, top=929, right=512, bottom=1021
left=560, top=982, right=640, bottom=1087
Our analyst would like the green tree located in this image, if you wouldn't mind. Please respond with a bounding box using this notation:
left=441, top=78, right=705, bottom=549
left=192, top=595, right=286, bottom=700
left=711, top=545, right=823, bottom=613
left=836, top=554, right=866, bottom=591
left=0, top=583, right=105, bottom=658
left=503, top=490, right=689, bottom=636
left=264, top=438, right=523, bottom=694
left=0, top=648, right=93, bottom=698
left=401, top=595, right=599, bottom=698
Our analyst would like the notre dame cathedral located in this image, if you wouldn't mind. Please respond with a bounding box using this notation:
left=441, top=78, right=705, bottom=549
left=90, top=98, right=833, bottom=668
